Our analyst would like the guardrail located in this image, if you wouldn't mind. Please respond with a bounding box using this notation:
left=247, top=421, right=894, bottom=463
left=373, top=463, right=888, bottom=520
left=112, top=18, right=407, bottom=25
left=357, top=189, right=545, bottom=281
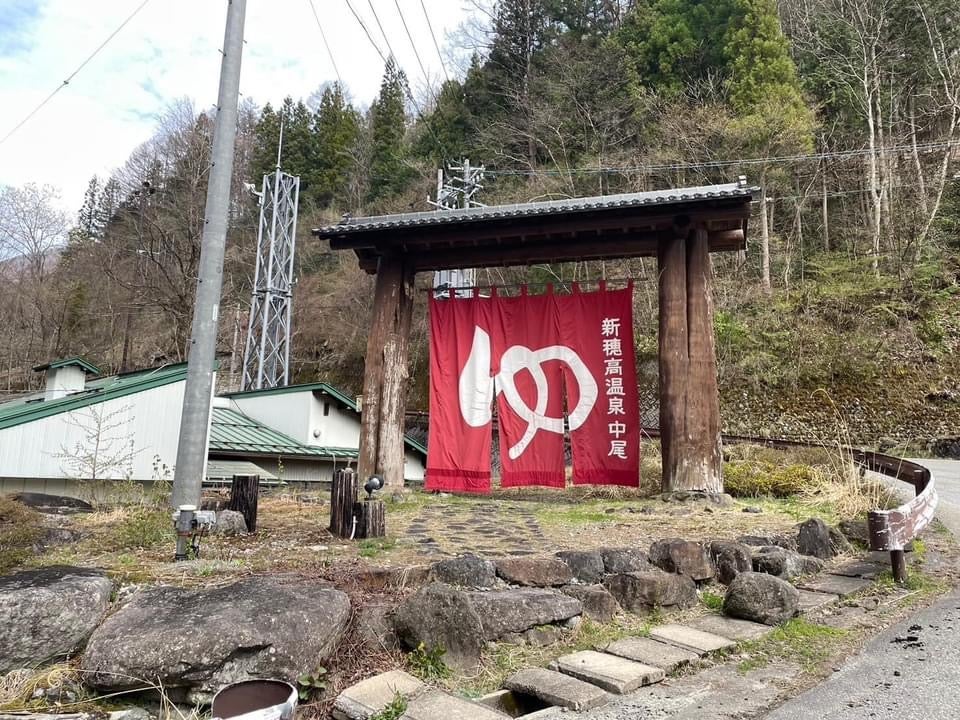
left=641, top=429, right=940, bottom=582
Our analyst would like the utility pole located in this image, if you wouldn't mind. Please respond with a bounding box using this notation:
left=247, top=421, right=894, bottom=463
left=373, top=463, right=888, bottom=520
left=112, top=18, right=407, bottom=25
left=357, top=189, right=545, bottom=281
left=171, top=0, right=246, bottom=510
left=430, top=159, right=484, bottom=297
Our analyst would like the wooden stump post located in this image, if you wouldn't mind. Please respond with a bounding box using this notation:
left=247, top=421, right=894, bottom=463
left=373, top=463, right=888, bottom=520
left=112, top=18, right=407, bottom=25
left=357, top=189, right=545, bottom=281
left=355, top=499, right=386, bottom=539
left=329, top=469, right=360, bottom=538
left=228, top=475, right=260, bottom=532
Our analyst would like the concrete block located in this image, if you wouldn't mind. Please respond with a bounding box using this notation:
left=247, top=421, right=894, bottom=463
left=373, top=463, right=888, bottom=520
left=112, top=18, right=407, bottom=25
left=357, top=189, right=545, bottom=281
left=401, top=690, right=510, bottom=720
left=554, top=650, right=664, bottom=694
left=689, top=615, right=773, bottom=642
left=602, top=636, right=699, bottom=672
left=828, top=560, right=885, bottom=580
left=797, top=588, right=841, bottom=613
left=649, top=624, right=736, bottom=654
left=504, top=667, right=609, bottom=711
left=799, top=575, right=873, bottom=599
left=333, top=670, right=424, bottom=720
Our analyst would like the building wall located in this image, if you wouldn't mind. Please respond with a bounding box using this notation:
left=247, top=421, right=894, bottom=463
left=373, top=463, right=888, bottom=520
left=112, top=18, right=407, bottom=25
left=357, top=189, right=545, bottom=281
left=228, top=392, right=313, bottom=445
left=0, top=381, right=185, bottom=485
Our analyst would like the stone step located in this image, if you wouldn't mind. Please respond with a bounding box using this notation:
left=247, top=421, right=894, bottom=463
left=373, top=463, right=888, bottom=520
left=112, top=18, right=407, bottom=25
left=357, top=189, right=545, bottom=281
left=828, top=560, right=885, bottom=580
left=649, top=624, right=737, bottom=655
left=333, top=670, right=424, bottom=720
left=553, top=650, right=665, bottom=694
left=797, top=588, right=841, bottom=613
left=688, top=615, right=773, bottom=642
left=601, top=636, right=699, bottom=673
left=504, top=667, right=609, bottom=711
left=799, top=574, right=874, bottom=599
left=402, top=690, right=511, bottom=719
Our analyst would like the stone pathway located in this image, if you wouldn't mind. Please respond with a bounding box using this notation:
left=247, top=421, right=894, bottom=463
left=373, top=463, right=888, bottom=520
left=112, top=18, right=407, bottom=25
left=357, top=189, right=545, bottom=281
left=333, top=555, right=888, bottom=719
left=400, top=502, right=546, bottom=557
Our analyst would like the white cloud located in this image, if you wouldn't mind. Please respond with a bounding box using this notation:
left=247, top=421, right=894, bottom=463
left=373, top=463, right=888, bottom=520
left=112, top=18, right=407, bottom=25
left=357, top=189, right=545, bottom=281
left=0, top=0, right=476, bottom=215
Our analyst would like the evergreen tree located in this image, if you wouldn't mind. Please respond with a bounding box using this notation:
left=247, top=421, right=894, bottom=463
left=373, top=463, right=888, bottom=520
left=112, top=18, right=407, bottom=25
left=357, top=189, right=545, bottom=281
left=367, top=58, right=413, bottom=201
left=413, top=79, right=473, bottom=165
left=74, top=176, right=102, bottom=241
left=311, top=83, right=362, bottom=208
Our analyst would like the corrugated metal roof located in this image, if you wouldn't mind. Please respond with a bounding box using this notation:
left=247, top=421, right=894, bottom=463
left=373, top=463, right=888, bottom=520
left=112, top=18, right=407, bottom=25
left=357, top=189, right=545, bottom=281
left=314, top=182, right=755, bottom=236
left=0, top=363, right=188, bottom=431
left=221, top=382, right=428, bottom=457
left=209, top=407, right=359, bottom=459
left=206, top=458, right=278, bottom=481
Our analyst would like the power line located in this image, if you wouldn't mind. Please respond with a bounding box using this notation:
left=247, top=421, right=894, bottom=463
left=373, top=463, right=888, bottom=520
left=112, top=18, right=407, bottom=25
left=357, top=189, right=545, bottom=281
left=0, top=0, right=153, bottom=148
left=483, top=139, right=960, bottom=177
left=306, top=0, right=342, bottom=87
left=343, top=0, right=387, bottom=64
left=419, top=0, right=450, bottom=83
left=393, top=0, right=436, bottom=95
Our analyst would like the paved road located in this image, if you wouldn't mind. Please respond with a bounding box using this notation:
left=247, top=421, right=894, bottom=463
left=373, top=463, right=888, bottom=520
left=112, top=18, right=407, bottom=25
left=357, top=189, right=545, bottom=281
left=761, top=459, right=960, bottom=720
left=763, top=588, right=960, bottom=720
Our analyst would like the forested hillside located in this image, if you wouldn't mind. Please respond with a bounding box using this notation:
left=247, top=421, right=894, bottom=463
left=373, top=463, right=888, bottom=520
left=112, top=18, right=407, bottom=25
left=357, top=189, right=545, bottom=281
left=1, top=0, right=959, bottom=447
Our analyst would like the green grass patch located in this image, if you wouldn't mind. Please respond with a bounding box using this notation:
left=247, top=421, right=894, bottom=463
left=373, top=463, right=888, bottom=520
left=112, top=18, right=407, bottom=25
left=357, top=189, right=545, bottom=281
left=369, top=693, right=407, bottom=720
left=737, top=618, right=847, bottom=674
left=874, top=568, right=946, bottom=594
left=358, top=537, right=398, bottom=558
left=106, top=507, right=174, bottom=551
left=700, top=590, right=725, bottom=611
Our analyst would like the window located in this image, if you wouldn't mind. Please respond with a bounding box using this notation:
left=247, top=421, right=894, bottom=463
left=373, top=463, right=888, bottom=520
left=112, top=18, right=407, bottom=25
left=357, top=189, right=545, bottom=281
left=323, top=402, right=330, bottom=417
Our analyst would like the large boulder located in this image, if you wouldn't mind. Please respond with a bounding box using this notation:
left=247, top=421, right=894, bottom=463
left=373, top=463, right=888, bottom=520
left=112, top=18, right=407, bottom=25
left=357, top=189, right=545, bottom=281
left=599, top=548, right=650, bottom=574
left=81, top=577, right=350, bottom=701
left=752, top=546, right=824, bottom=580
left=560, top=585, right=620, bottom=623
left=467, top=588, right=582, bottom=640
left=797, top=518, right=835, bottom=559
left=555, top=551, right=605, bottom=584
left=603, top=570, right=697, bottom=613
left=0, top=566, right=112, bottom=673
left=649, top=539, right=715, bottom=582
left=737, top=534, right=798, bottom=552
left=723, top=572, right=799, bottom=625
left=213, top=509, right=247, bottom=536
left=495, top=557, right=573, bottom=587
left=709, top=541, right=754, bottom=585
left=838, top=519, right=870, bottom=546
left=393, top=583, right=484, bottom=672
left=432, top=554, right=497, bottom=588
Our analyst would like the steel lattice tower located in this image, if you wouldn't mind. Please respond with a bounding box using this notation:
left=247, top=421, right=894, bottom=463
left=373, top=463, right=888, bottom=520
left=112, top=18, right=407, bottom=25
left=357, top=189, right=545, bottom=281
left=241, top=169, right=300, bottom=390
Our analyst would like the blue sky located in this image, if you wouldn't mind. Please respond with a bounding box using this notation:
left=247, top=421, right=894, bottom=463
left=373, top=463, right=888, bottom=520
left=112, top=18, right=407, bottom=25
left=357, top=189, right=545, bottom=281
left=0, top=0, right=474, bottom=214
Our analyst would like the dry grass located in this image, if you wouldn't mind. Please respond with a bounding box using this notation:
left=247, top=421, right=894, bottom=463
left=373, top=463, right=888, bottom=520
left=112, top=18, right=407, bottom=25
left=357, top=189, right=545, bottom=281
left=0, top=496, right=45, bottom=573
left=0, top=663, right=79, bottom=711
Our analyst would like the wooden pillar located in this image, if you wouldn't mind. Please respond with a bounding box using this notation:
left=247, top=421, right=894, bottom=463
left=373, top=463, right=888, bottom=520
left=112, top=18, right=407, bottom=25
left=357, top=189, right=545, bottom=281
left=684, top=227, right=723, bottom=493
left=357, top=254, right=414, bottom=488
left=658, top=230, right=688, bottom=492
left=658, top=225, right=724, bottom=494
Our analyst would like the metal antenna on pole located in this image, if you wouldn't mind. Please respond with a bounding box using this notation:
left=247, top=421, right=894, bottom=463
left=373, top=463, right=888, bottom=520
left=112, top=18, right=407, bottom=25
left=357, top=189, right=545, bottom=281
left=170, top=0, right=247, bottom=514
left=431, top=158, right=483, bottom=297
left=240, top=112, right=301, bottom=392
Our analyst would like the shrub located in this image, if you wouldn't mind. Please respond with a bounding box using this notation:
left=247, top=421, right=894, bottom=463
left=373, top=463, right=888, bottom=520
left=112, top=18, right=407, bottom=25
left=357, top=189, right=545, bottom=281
left=723, top=461, right=816, bottom=497
left=407, top=642, right=450, bottom=680
left=0, top=496, right=44, bottom=573
left=107, top=507, right=173, bottom=550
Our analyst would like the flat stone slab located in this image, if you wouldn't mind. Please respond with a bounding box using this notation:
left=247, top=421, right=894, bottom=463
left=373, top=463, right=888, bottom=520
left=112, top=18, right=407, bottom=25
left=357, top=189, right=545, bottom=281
left=504, top=668, right=609, bottom=711
left=799, top=574, right=874, bottom=599
left=602, top=636, right=699, bottom=672
left=828, top=560, right=885, bottom=579
left=797, top=589, right=841, bottom=613
left=554, top=650, right=664, bottom=694
left=401, top=690, right=509, bottom=719
left=333, top=670, right=425, bottom=720
left=649, top=624, right=736, bottom=655
left=688, top=615, right=773, bottom=642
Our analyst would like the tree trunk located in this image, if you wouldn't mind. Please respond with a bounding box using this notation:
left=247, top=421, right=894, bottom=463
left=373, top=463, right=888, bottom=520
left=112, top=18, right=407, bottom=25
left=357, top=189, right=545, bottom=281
left=376, top=265, right=414, bottom=488
left=822, top=172, right=830, bottom=252
left=228, top=474, right=260, bottom=532
left=760, top=187, right=772, bottom=295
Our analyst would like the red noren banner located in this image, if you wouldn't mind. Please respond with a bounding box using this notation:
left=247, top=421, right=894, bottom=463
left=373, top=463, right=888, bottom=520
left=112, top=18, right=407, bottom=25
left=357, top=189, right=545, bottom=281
left=425, top=284, right=640, bottom=492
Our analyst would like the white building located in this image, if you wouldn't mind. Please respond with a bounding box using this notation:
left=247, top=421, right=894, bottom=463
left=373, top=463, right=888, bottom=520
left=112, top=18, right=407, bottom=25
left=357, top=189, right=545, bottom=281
left=0, top=357, right=425, bottom=500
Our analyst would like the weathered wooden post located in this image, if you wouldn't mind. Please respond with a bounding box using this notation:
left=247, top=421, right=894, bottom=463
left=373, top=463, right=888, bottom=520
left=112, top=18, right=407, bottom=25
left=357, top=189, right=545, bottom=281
left=658, top=223, right=723, bottom=495
left=357, top=254, right=414, bottom=489
left=355, top=498, right=386, bottom=539
left=329, top=469, right=360, bottom=538
left=228, top=474, right=260, bottom=532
